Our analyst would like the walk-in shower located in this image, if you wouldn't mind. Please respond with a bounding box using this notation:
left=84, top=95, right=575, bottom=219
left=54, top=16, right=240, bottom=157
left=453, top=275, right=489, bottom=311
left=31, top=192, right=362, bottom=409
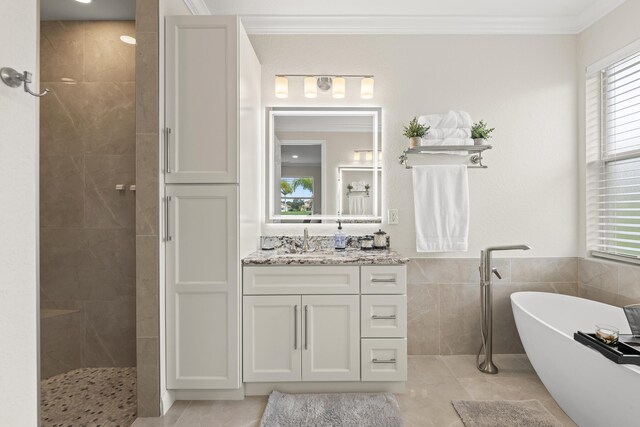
left=477, top=244, right=531, bottom=374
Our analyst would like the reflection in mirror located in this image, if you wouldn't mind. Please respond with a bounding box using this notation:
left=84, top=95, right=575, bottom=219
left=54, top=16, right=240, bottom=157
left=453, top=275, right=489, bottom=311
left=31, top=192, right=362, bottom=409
left=268, top=108, right=381, bottom=223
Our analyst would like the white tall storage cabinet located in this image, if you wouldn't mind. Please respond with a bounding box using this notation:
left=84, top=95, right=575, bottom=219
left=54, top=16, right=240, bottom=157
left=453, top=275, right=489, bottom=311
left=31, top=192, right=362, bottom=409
left=164, top=16, right=261, bottom=391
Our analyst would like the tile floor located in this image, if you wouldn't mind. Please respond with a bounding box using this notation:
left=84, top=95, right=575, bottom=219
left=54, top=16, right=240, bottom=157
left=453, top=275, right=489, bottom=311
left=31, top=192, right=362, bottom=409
left=41, top=367, right=137, bottom=427
left=132, top=354, right=577, bottom=427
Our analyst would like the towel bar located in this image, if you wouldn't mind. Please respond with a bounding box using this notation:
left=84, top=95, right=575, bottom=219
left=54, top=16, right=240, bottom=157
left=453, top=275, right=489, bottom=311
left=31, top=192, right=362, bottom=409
left=398, top=145, right=492, bottom=169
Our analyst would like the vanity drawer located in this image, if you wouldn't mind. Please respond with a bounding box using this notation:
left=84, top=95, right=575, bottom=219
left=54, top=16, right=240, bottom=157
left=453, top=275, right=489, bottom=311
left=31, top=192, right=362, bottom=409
left=361, top=295, right=406, bottom=338
left=243, top=266, right=360, bottom=295
left=361, top=339, right=407, bottom=382
left=360, top=266, right=406, bottom=294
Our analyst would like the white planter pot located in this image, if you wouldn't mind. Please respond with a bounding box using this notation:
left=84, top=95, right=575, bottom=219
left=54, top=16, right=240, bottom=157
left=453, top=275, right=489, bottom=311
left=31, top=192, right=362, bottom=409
left=474, top=138, right=486, bottom=146
left=409, top=137, right=421, bottom=148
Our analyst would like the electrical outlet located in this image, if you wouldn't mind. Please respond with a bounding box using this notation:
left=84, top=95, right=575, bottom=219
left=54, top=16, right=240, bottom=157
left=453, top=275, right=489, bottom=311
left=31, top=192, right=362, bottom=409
left=388, top=209, right=399, bottom=225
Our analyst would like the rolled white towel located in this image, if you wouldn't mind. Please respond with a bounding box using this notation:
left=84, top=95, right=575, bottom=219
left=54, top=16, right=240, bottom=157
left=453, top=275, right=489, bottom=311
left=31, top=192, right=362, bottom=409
left=419, top=137, right=474, bottom=156
left=419, top=111, right=472, bottom=129
left=424, top=128, right=471, bottom=139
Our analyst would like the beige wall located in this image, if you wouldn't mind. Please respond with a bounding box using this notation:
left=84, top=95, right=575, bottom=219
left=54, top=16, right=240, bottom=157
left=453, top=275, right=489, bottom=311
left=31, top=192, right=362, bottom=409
left=39, top=21, right=136, bottom=377
left=254, top=34, right=579, bottom=259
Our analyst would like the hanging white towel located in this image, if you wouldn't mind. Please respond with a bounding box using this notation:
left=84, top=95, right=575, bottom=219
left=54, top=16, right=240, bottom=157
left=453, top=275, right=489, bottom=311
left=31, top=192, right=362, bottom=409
left=412, top=165, right=469, bottom=252
left=424, top=128, right=472, bottom=139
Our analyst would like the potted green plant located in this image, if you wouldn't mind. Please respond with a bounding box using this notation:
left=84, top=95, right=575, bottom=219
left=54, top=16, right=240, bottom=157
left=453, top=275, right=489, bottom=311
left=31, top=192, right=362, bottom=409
left=403, top=117, right=430, bottom=148
left=347, top=184, right=354, bottom=192
left=471, top=120, right=495, bottom=145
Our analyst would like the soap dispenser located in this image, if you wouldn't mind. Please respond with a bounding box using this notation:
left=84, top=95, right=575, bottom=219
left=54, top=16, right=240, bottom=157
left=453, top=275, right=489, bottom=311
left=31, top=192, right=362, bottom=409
left=334, top=221, right=346, bottom=250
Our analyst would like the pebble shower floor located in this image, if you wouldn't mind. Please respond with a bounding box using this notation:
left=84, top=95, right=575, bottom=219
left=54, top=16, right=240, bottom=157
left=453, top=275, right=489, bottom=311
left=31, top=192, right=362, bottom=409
left=41, top=367, right=136, bottom=426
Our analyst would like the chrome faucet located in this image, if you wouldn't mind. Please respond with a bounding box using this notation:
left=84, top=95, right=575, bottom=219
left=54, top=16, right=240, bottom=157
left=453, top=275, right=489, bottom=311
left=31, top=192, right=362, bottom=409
left=478, top=244, right=531, bottom=374
left=303, top=228, right=310, bottom=252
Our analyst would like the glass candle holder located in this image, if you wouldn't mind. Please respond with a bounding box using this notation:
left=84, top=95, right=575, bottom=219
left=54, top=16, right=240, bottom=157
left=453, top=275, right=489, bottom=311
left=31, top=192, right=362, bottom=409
left=595, top=324, right=619, bottom=345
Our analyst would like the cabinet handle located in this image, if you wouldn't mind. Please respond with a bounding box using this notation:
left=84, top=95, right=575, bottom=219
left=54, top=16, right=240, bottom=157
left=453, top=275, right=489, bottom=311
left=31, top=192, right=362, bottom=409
left=294, top=305, right=298, bottom=350
left=165, top=196, right=172, bottom=242
left=371, top=278, right=396, bottom=283
left=165, top=127, right=172, bottom=174
left=372, top=358, right=397, bottom=364
left=304, top=305, right=308, bottom=350
left=372, top=314, right=397, bottom=320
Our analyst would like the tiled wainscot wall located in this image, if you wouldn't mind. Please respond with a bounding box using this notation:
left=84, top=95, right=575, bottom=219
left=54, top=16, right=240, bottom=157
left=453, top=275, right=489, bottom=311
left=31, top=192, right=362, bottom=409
left=39, top=20, right=136, bottom=379
left=407, top=257, right=640, bottom=356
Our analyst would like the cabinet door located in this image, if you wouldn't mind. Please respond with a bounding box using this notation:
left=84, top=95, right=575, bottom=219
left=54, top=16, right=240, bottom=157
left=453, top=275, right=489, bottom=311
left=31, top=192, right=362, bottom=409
left=166, top=185, right=239, bottom=389
left=302, top=295, right=360, bottom=381
left=165, top=16, right=238, bottom=183
left=243, top=296, right=302, bottom=382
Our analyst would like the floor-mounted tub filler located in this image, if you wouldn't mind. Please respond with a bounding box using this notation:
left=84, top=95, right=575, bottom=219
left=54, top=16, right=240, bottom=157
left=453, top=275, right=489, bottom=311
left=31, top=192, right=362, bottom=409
left=512, top=292, right=640, bottom=427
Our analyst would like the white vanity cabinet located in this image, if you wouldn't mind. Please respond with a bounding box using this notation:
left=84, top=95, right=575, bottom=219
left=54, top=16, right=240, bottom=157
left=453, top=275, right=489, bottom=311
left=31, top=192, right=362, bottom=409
left=165, top=185, right=239, bottom=389
left=242, top=264, right=407, bottom=391
left=243, top=294, right=360, bottom=382
left=165, top=15, right=255, bottom=184
left=164, top=14, right=261, bottom=393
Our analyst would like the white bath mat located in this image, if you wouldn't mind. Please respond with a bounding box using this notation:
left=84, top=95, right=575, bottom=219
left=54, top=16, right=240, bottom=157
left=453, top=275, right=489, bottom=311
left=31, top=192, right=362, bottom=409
left=452, top=399, right=562, bottom=427
left=260, top=391, right=403, bottom=427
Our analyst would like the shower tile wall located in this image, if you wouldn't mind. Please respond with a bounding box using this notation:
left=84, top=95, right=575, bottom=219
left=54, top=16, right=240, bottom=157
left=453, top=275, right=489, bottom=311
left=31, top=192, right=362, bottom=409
left=39, top=21, right=136, bottom=378
left=407, top=257, right=579, bottom=355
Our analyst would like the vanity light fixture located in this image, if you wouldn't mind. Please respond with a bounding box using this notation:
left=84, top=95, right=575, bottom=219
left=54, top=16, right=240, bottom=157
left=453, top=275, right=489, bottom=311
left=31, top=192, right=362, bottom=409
left=304, top=77, right=317, bottom=98
left=332, top=76, right=346, bottom=99
left=361, top=77, right=374, bottom=99
left=120, top=35, right=136, bottom=45
left=292, top=155, right=299, bottom=159
left=274, top=74, right=374, bottom=99
left=274, top=76, right=288, bottom=98
left=353, top=150, right=382, bottom=162
left=75, top=0, right=92, bottom=3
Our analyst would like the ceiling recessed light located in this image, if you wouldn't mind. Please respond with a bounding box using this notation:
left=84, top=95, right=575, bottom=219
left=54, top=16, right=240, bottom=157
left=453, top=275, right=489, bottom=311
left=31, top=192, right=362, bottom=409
left=292, top=155, right=299, bottom=159
left=75, top=0, right=92, bottom=3
left=120, top=35, right=136, bottom=45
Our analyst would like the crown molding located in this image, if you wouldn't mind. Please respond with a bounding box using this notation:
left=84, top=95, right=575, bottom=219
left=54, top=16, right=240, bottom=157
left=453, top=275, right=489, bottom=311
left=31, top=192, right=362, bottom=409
left=182, top=0, right=210, bottom=15
left=241, top=15, right=580, bottom=35
left=184, top=1, right=627, bottom=35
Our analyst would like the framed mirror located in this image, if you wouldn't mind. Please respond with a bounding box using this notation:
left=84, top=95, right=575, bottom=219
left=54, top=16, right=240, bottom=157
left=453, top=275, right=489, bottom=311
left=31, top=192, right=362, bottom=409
left=267, top=107, right=382, bottom=223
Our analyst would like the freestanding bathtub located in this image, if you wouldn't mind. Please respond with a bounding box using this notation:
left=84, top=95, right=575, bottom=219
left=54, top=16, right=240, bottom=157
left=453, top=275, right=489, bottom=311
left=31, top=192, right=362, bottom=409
left=511, top=292, right=640, bottom=427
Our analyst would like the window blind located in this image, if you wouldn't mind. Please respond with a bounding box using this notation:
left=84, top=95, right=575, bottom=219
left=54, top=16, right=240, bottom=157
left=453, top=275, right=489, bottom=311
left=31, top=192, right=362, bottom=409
left=592, top=50, right=640, bottom=261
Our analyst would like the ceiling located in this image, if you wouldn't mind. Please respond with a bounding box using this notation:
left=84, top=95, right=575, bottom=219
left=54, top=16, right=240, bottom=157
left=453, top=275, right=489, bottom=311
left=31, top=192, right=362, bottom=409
left=41, top=0, right=135, bottom=21
left=280, top=144, right=322, bottom=166
left=187, top=0, right=627, bottom=34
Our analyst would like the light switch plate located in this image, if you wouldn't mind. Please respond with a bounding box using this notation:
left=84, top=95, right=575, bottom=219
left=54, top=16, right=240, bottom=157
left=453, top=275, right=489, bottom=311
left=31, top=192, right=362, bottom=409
left=388, top=209, right=399, bottom=225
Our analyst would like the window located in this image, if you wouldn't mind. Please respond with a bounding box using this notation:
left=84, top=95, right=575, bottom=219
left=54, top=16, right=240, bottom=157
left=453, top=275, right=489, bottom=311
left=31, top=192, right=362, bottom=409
left=588, top=48, right=640, bottom=262
left=280, top=177, right=314, bottom=215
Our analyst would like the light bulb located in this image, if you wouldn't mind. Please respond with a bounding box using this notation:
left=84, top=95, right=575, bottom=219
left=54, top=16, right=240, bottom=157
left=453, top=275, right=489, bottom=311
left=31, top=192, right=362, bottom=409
left=75, top=0, right=91, bottom=3
left=120, top=35, right=136, bottom=45
left=332, top=76, right=345, bottom=99
left=353, top=151, right=361, bottom=161
left=304, top=77, right=317, bottom=98
left=366, top=151, right=373, bottom=161
left=361, top=77, right=374, bottom=99
left=275, top=76, right=288, bottom=99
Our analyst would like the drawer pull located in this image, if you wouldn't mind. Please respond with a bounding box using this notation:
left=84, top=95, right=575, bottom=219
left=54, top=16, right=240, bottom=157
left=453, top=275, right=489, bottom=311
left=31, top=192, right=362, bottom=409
left=371, top=278, right=396, bottom=283
left=372, top=358, right=396, bottom=364
left=372, top=315, right=396, bottom=320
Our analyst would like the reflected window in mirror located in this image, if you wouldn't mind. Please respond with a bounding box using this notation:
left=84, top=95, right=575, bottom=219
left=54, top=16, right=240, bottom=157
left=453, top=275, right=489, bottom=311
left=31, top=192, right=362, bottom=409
left=267, top=107, right=381, bottom=223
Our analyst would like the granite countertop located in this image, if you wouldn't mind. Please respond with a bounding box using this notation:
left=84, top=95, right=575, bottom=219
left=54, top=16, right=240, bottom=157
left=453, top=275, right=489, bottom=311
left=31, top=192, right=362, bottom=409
left=242, top=248, right=410, bottom=266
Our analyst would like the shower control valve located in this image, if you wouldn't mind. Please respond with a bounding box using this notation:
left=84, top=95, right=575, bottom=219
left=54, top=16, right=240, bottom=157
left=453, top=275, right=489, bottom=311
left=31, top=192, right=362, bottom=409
left=491, top=267, right=502, bottom=280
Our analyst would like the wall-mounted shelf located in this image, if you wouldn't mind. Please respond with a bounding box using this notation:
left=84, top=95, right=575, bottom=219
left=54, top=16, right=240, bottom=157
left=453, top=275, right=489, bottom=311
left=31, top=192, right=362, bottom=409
left=398, top=145, right=493, bottom=169
left=346, top=190, right=370, bottom=198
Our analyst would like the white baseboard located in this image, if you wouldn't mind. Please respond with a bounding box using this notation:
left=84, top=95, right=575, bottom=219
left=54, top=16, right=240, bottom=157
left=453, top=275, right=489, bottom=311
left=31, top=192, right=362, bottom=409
left=161, top=390, right=176, bottom=415
left=244, top=381, right=406, bottom=396
left=173, top=387, right=245, bottom=400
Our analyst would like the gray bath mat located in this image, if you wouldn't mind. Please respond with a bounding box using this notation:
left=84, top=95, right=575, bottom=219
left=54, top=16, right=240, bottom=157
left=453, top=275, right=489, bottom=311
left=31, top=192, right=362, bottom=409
left=260, top=391, right=403, bottom=427
left=452, top=400, right=562, bottom=427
